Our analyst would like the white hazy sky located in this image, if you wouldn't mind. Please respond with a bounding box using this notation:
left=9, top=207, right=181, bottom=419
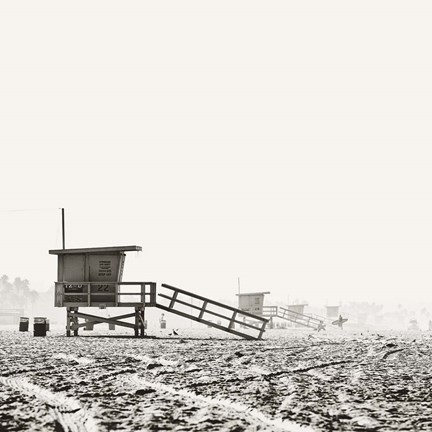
left=1, top=1, right=431, bottom=309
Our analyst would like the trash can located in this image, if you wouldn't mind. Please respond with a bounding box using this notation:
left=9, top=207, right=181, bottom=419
left=84, top=319, right=94, bottom=331
left=34, top=317, right=47, bottom=337
left=160, top=320, right=166, bottom=329
left=19, top=317, right=29, bottom=332
left=109, top=323, right=115, bottom=330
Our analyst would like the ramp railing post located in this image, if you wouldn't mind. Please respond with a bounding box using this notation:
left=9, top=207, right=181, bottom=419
left=150, top=283, right=157, bottom=306
left=198, top=301, right=208, bottom=319
left=229, top=311, right=237, bottom=329
left=258, top=321, right=266, bottom=339
left=169, top=291, right=178, bottom=309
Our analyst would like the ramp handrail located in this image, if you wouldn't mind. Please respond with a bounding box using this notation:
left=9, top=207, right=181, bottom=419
left=278, top=306, right=324, bottom=328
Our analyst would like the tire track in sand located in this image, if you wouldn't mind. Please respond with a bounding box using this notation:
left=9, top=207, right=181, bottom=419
left=122, top=374, right=314, bottom=432
left=0, top=376, right=98, bottom=432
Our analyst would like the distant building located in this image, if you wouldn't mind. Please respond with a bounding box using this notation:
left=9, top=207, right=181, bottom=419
left=0, top=309, right=24, bottom=325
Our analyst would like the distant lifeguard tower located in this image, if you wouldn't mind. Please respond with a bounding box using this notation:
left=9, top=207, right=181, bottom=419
left=236, top=291, right=270, bottom=316
left=287, top=303, right=307, bottom=315
left=236, top=291, right=272, bottom=327
left=326, top=305, right=340, bottom=319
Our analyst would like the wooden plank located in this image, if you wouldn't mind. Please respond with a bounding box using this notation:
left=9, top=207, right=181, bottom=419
left=257, top=322, right=266, bottom=339
left=117, top=302, right=147, bottom=307
left=73, top=312, right=136, bottom=324
left=62, top=302, right=88, bottom=307
left=71, top=311, right=136, bottom=329
left=229, top=311, right=237, bottom=329
left=57, top=281, right=155, bottom=285
left=116, top=292, right=143, bottom=296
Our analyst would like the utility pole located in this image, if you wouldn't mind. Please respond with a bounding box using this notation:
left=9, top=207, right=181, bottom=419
left=61, top=208, right=65, bottom=249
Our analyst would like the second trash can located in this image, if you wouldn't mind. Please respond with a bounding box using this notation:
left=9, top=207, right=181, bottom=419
left=19, top=317, right=29, bottom=332
left=34, top=317, right=47, bottom=337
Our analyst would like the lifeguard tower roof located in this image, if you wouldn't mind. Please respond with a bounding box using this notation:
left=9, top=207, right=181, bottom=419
left=235, top=291, right=270, bottom=296
left=49, top=245, right=142, bottom=255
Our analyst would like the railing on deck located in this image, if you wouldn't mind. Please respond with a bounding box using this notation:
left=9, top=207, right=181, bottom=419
left=55, top=282, right=157, bottom=307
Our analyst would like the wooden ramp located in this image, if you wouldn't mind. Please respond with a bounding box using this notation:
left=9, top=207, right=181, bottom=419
left=311, top=312, right=346, bottom=328
left=263, top=305, right=326, bottom=331
left=296, top=311, right=348, bottom=329
left=157, top=283, right=269, bottom=340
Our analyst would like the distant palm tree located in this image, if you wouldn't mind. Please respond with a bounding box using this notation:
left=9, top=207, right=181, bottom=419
left=0, top=274, right=39, bottom=310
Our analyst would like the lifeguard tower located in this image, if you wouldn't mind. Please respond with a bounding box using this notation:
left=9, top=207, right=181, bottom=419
left=50, top=246, right=155, bottom=337
left=326, top=305, right=340, bottom=319
left=236, top=291, right=272, bottom=328
left=236, top=291, right=270, bottom=315
left=50, top=245, right=269, bottom=340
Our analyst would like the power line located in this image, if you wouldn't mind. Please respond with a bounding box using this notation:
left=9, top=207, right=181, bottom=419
left=0, top=208, right=60, bottom=213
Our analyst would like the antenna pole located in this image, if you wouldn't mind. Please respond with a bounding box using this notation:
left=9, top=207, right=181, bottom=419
left=61, top=208, right=65, bottom=249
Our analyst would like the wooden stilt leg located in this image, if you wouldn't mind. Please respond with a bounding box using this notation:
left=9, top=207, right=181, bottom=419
left=134, top=307, right=139, bottom=337
left=73, top=307, right=79, bottom=336
left=140, top=308, right=145, bottom=338
left=66, top=308, right=71, bottom=337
